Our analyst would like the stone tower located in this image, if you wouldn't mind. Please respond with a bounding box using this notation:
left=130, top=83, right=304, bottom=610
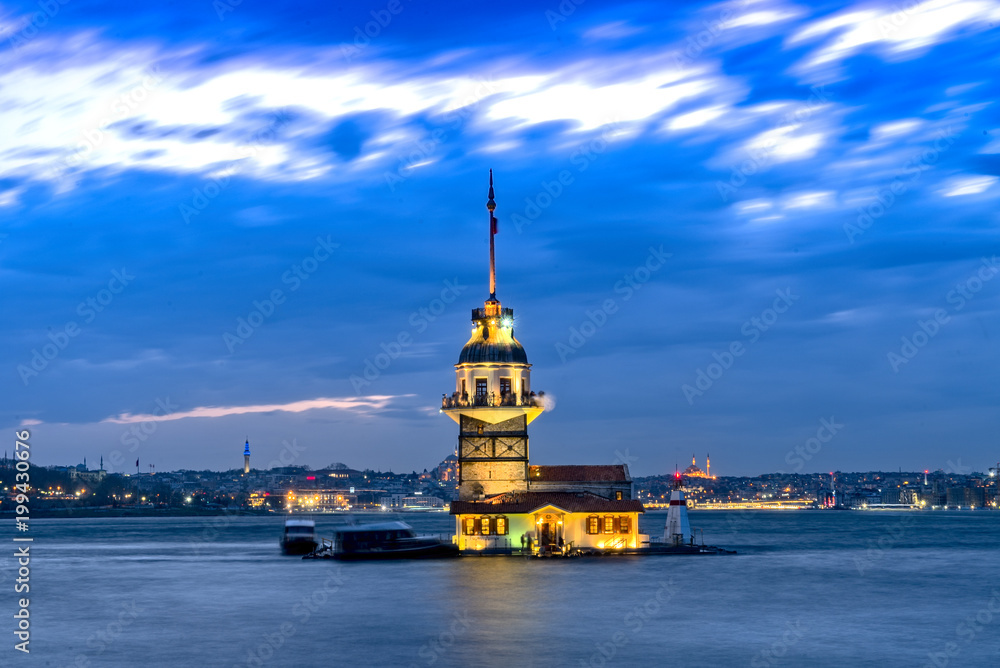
left=441, top=172, right=545, bottom=500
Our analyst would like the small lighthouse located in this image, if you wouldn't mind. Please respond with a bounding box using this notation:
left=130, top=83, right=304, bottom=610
left=243, top=439, right=251, bottom=474
left=664, top=472, right=692, bottom=546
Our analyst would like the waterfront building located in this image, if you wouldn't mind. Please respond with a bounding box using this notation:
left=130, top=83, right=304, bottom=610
left=444, top=173, right=645, bottom=555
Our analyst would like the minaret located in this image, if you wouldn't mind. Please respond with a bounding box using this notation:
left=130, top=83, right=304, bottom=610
left=243, top=439, right=251, bottom=474
left=707, top=453, right=710, bottom=478
left=441, top=172, right=544, bottom=500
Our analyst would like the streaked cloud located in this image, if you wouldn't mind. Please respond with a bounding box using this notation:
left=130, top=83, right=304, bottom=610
left=100, top=396, right=407, bottom=425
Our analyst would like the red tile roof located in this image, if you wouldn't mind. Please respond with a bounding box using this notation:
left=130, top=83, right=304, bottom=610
left=450, top=491, right=644, bottom=515
left=528, top=465, right=630, bottom=482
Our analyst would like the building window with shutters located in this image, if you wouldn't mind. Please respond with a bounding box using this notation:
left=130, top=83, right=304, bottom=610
left=604, top=515, right=615, bottom=533
left=587, top=515, right=599, bottom=534
left=480, top=516, right=491, bottom=535
left=618, top=516, right=631, bottom=534
left=464, top=517, right=476, bottom=535
left=496, top=516, right=507, bottom=535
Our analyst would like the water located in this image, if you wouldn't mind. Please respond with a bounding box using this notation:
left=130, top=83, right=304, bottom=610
left=10, top=511, right=1000, bottom=667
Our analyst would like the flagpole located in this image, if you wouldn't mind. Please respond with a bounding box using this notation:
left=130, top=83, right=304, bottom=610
left=487, top=169, right=497, bottom=299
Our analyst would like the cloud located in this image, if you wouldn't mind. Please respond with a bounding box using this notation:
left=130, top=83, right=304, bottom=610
left=940, top=175, right=998, bottom=197
left=99, top=395, right=409, bottom=425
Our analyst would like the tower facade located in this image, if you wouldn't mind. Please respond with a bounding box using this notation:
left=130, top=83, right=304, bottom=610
left=243, top=439, right=251, bottom=474
left=441, top=172, right=544, bottom=500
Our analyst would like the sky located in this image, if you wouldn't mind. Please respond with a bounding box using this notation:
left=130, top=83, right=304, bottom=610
left=2, top=0, right=999, bottom=477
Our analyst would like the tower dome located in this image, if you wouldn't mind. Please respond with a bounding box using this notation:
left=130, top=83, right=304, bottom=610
left=458, top=307, right=528, bottom=365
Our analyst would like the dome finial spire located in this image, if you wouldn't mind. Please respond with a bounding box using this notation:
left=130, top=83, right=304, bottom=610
left=487, top=170, right=497, bottom=301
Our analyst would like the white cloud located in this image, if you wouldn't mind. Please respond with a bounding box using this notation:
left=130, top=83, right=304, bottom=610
left=790, top=0, right=1000, bottom=73
left=940, top=175, right=997, bottom=197
left=99, top=395, right=408, bottom=424
left=668, top=106, right=727, bottom=130
left=783, top=190, right=834, bottom=209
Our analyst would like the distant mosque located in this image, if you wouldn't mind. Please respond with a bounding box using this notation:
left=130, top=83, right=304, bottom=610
left=683, top=453, right=714, bottom=479
left=443, top=172, right=646, bottom=555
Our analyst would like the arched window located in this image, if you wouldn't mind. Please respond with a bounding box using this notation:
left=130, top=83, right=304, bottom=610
left=618, top=516, right=631, bottom=534
left=587, top=515, right=599, bottom=534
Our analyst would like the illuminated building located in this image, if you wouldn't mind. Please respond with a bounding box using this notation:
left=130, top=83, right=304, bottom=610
left=682, top=454, right=714, bottom=479
left=243, top=439, right=251, bottom=474
left=445, top=173, right=645, bottom=555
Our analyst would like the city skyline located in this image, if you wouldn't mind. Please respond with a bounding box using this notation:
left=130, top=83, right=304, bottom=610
left=4, top=0, right=1000, bottom=476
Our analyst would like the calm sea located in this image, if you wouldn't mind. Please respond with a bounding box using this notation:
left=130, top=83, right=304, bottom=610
left=6, top=511, right=999, bottom=667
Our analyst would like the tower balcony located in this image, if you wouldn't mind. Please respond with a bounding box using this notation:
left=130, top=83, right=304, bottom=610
left=440, top=390, right=546, bottom=425
left=443, top=390, right=545, bottom=410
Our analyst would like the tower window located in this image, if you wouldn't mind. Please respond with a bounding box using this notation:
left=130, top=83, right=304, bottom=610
left=475, top=378, right=487, bottom=397
left=461, top=379, right=466, bottom=395
left=500, top=377, right=511, bottom=395
left=615, top=491, right=623, bottom=501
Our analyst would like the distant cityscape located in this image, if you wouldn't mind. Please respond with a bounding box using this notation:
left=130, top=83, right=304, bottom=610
left=3, top=451, right=998, bottom=513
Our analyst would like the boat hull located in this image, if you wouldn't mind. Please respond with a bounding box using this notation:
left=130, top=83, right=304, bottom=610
left=332, top=543, right=460, bottom=561
left=281, top=539, right=318, bottom=555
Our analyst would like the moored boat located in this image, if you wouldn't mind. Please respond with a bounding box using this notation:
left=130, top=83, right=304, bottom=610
left=280, top=518, right=318, bottom=555
left=305, top=520, right=458, bottom=560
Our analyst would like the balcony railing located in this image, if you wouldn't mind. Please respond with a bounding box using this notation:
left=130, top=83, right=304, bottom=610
left=442, top=391, right=545, bottom=409
left=471, top=307, right=514, bottom=321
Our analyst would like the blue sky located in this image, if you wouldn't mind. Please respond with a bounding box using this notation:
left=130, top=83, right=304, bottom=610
left=2, top=0, right=999, bottom=476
